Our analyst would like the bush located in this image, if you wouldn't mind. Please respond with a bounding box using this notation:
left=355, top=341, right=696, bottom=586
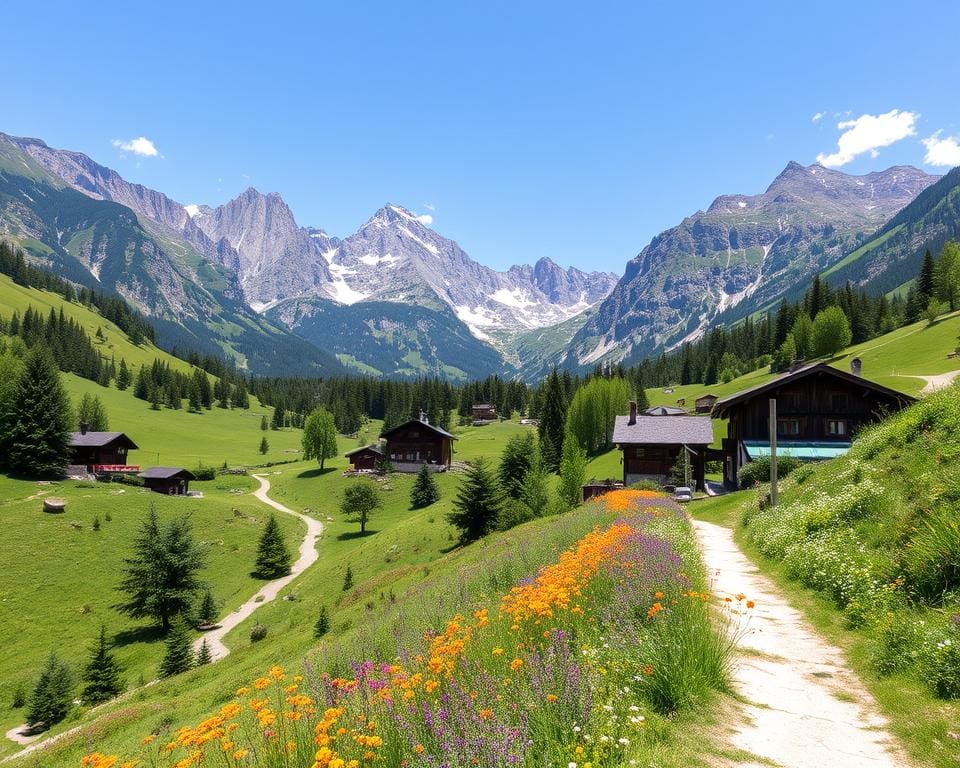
left=250, top=623, right=268, bottom=643
left=192, top=465, right=217, bottom=481
left=924, top=621, right=960, bottom=699
left=737, top=454, right=803, bottom=488
left=873, top=612, right=924, bottom=676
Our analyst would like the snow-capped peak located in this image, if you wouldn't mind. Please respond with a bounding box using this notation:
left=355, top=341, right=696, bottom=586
left=184, top=204, right=201, bottom=218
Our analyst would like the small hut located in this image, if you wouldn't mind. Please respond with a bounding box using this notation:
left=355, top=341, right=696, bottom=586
left=695, top=394, right=719, bottom=414
left=345, top=444, right=383, bottom=472
left=471, top=403, right=497, bottom=421
left=69, top=425, right=139, bottom=472
left=139, top=467, right=195, bottom=495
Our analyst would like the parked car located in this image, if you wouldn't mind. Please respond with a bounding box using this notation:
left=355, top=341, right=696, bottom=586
left=672, top=486, right=693, bottom=503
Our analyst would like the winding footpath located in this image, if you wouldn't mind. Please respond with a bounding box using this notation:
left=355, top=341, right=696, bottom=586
left=693, top=519, right=914, bottom=768
left=3, top=473, right=322, bottom=762
left=903, top=369, right=960, bottom=394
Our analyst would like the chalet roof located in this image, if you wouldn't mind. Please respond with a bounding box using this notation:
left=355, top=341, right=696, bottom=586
left=381, top=418, right=457, bottom=441
left=613, top=415, right=714, bottom=446
left=139, top=467, right=195, bottom=480
left=69, top=431, right=139, bottom=449
left=345, top=444, right=384, bottom=457
left=643, top=405, right=687, bottom=416
left=712, top=363, right=916, bottom=418
left=696, top=393, right=719, bottom=401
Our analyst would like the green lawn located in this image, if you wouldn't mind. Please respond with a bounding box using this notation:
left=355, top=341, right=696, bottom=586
left=0, top=473, right=302, bottom=750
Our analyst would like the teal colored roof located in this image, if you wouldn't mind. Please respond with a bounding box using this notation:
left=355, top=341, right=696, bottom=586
left=743, top=440, right=851, bottom=461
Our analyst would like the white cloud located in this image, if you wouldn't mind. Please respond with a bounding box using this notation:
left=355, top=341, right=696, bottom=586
left=416, top=213, right=433, bottom=225
left=922, top=131, right=960, bottom=167
left=816, top=109, right=918, bottom=167
left=423, top=202, right=436, bottom=211
left=812, top=111, right=826, bottom=123
left=111, top=136, right=161, bottom=157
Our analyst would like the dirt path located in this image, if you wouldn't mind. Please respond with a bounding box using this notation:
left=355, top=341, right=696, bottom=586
left=194, top=474, right=323, bottom=660
left=902, top=369, right=960, bottom=394
left=693, top=519, right=914, bottom=768
left=3, top=474, right=322, bottom=760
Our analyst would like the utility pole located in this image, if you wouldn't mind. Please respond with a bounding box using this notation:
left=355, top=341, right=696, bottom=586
left=769, top=398, right=778, bottom=507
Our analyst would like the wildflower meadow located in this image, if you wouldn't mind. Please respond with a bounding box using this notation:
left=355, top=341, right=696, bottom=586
left=82, top=490, right=743, bottom=768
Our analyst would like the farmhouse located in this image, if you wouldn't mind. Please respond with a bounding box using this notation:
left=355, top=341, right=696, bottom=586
left=471, top=403, right=497, bottom=421
left=613, top=401, right=714, bottom=491
left=713, top=362, right=916, bottom=488
left=381, top=414, right=456, bottom=472
left=139, top=467, right=195, bottom=495
left=345, top=444, right=383, bottom=472
left=69, top=425, right=139, bottom=473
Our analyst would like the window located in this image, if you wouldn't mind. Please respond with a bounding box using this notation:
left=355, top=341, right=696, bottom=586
left=777, top=418, right=801, bottom=437
left=826, top=419, right=847, bottom=436
left=829, top=392, right=849, bottom=411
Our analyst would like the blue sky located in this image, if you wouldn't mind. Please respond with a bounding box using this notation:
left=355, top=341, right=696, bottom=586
left=5, top=1, right=960, bottom=275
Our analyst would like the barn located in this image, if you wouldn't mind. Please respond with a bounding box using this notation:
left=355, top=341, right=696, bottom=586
left=139, top=467, right=196, bottom=495
left=381, top=414, right=456, bottom=472
left=713, top=362, right=915, bottom=487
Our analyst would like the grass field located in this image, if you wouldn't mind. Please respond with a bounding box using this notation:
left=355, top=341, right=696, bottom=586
left=0, top=473, right=303, bottom=748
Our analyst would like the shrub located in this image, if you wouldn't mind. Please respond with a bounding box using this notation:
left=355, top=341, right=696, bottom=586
left=192, top=465, right=217, bottom=481
left=342, top=566, right=354, bottom=591
left=250, top=623, right=268, bottom=643
left=737, top=455, right=803, bottom=488
left=873, top=612, right=924, bottom=676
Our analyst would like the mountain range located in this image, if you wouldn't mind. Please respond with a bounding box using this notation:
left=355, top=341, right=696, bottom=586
left=0, top=129, right=955, bottom=380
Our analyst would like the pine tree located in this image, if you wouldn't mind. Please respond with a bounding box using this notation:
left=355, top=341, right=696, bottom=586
left=313, top=606, right=330, bottom=638
left=537, top=369, right=568, bottom=472
left=918, top=249, right=936, bottom=300
left=558, top=431, right=588, bottom=509
left=4, top=346, right=72, bottom=477
left=26, top=653, right=73, bottom=731
left=342, top=565, right=354, bottom=591
left=447, top=457, right=503, bottom=544
left=77, top=393, right=109, bottom=431
left=188, top=380, right=202, bottom=412
left=340, top=481, right=382, bottom=535
left=254, top=515, right=292, bottom=578
left=116, top=358, right=132, bottom=391
left=271, top=403, right=286, bottom=430
left=196, top=588, right=218, bottom=626
left=81, top=625, right=123, bottom=705
left=260, top=415, right=269, bottom=431
left=115, top=506, right=207, bottom=632
left=158, top=617, right=194, bottom=677
left=302, top=407, right=339, bottom=469
left=196, top=640, right=212, bottom=666
left=498, top=431, right=535, bottom=500
left=259, top=436, right=269, bottom=455
left=410, top=463, right=440, bottom=509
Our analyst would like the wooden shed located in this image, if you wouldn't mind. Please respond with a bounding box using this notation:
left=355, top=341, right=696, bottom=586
left=695, top=394, right=718, bottom=414
left=139, top=467, right=195, bottom=495
left=345, top=444, right=383, bottom=472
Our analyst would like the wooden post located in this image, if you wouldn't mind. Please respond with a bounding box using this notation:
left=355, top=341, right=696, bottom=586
left=769, top=398, right=778, bottom=507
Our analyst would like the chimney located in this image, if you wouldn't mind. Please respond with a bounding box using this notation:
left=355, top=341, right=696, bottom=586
left=419, top=409, right=429, bottom=425
left=850, top=357, right=862, bottom=377
left=80, top=421, right=89, bottom=435
left=628, top=401, right=637, bottom=426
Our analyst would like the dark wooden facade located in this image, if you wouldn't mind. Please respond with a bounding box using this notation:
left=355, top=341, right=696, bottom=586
left=139, top=467, right=195, bottom=495
left=345, top=445, right=383, bottom=471
left=69, top=431, right=139, bottom=472
left=471, top=403, right=497, bottom=420
left=582, top=479, right=624, bottom=502
left=381, top=418, right=455, bottom=472
left=713, top=363, right=915, bottom=487
left=695, top=394, right=718, bottom=414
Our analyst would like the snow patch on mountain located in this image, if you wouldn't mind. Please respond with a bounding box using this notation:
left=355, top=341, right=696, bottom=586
left=184, top=204, right=201, bottom=218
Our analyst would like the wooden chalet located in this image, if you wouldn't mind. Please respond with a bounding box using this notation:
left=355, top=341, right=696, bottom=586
left=613, top=402, right=714, bottom=491
left=712, top=362, right=915, bottom=488
left=139, top=467, right=195, bottom=495
left=695, top=394, right=718, bottom=414
left=381, top=413, right=456, bottom=473
left=471, top=403, right=497, bottom=421
left=69, top=425, right=139, bottom=473
left=345, top=444, right=383, bottom=472
left=581, top=478, right=624, bottom=503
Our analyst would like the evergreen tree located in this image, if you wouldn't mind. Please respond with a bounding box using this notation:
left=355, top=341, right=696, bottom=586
left=196, top=588, right=218, bottom=626
left=410, top=463, right=440, bottom=509
left=196, top=640, right=212, bottom=666
left=313, top=606, right=330, bottom=638
left=498, top=431, right=535, bottom=500
left=631, top=368, right=650, bottom=410
left=271, top=403, right=286, bottom=430
left=4, top=346, right=72, bottom=477
left=342, top=565, right=354, bottom=591
left=116, top=507, right=207, bottom=632
left=340, top=480, right=382, bottom=535
left=188, top=379, right=203, bottom=412
left=558, top=431, right=588, bottom=509
left=26, top=653, right=73, bottom=730
left=918, top=249, right=936, bottom=300
left=76, top=393, right=109, bottom=432
left=259, top=436, right=269, bottom=455
left=518, top=451, right=550, bottom=517
left=260, top=415, right=269, bottom=431
left=81, top=625, right=123, bottom=705
left=812, top=306, right=852, bottom=357
left=537, top=369, right=568, bottom=472
left=302, top=407, right=339, bottom=469
left=158, top=617, right=194, bottom=678
left=447, top=457, right=503, bottom=544
left=116, top=358, right=132, bottom=391
left=254, top=515, right=292, bottom=578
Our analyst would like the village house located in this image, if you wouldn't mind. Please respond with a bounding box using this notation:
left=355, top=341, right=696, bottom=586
left=139, top=467, right=195, bottom=495
left=345, top=444, right=383, bottom=472
left=712, top=361, right=915, bottom=488
left=381, top=413, right=456, bottom=472
left=613, top=401, right=714, bottom=491
left=69, top=424, right=139, bottom=473
left=471, top=403, right=497, bottom=421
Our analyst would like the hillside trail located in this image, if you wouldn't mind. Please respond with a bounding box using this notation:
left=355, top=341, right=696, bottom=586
left=902, top=369, right=960, bottom=394
left=194, top=473, right=324, bottom=660
left=692, top=519, right=915, bottom=768
left=3, top=473, right=323, bottom=761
